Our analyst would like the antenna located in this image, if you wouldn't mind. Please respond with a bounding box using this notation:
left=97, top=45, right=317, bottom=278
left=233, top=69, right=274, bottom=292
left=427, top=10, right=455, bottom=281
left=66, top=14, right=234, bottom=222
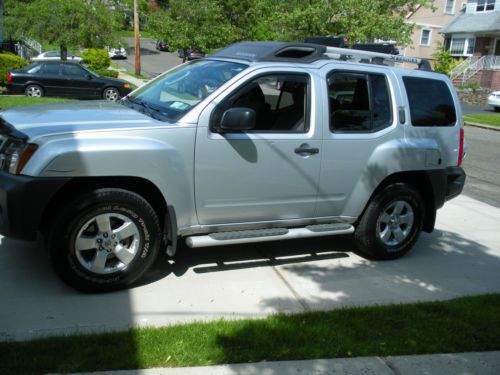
left=324, top=46, right=432, bottom=70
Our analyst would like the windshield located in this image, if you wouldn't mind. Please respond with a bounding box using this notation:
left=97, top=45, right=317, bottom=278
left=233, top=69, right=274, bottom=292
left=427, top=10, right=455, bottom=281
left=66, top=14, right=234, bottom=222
left=125, top=59, right=247, bottom=122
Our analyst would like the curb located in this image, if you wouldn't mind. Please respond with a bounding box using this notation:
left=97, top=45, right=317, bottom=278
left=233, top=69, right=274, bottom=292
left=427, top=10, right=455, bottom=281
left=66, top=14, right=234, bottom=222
left=464, top=121, right=500, bottom=132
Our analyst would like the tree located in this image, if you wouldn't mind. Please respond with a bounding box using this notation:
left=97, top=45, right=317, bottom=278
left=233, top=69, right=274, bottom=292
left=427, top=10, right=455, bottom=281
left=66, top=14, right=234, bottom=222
left=147, top=0, right=236, bottom=52
left=4, top=0, right=120, bottom=59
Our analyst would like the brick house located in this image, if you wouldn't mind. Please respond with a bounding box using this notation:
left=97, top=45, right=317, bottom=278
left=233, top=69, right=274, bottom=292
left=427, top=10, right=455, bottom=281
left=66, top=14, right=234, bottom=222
left=442, top=0, right=500, bottom=89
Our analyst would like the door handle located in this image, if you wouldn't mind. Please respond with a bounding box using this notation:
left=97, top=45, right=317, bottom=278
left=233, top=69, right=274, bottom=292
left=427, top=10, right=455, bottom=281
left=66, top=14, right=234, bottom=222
left=294, top=144, right=319, bottom=156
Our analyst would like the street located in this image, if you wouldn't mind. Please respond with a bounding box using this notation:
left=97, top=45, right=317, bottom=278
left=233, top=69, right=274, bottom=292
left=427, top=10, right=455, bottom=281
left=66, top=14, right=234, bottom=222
left=114, top=38, right=181, bottom=78
left=462, top=126, right=500, bottom=208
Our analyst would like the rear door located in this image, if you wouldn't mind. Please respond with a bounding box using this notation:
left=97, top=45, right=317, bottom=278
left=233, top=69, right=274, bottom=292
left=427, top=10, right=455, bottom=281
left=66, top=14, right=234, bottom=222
left=37, top=62, right=64, bottom=96
left=316, top=66, right=401, bottom=218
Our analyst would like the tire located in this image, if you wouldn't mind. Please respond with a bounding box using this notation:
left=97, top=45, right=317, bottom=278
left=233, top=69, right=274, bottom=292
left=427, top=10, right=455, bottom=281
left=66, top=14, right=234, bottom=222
left=48, top=188, right=161, bottom=292
left=495, top=107, right=500, bottom=112
left=103, top=87, right=120, bottom=101
left=354, top=183, right=424, bottom=260
left=25, top=84, right=43, bottom=97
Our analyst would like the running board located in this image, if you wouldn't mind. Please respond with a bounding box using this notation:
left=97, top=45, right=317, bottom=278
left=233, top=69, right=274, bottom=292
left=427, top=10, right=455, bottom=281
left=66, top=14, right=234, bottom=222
left=185, top=223, right=354, bottom=248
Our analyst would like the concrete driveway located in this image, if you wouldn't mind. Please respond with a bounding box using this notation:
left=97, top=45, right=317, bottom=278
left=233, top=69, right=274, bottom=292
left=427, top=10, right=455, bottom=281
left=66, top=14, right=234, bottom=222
left=1, top=195, right=499, bottom=341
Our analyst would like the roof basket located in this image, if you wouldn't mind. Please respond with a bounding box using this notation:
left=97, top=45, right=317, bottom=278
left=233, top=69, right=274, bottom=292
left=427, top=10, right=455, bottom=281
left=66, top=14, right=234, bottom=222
left=323, top=46, right=432, bottom=71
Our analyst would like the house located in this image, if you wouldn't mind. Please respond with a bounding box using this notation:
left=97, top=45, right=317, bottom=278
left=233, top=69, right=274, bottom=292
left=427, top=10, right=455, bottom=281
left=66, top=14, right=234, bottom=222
left=442, top=0, right=500, bottom=89
left=404, top=1, right=466, bottom=61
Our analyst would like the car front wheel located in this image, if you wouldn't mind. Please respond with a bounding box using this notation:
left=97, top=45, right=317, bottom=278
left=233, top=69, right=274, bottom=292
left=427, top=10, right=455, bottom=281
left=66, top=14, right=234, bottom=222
left=103, top=87, right=120, bottom=101
left=48, top=188, right=161, bottom=292
left=25, top=84, right=44, bottom=97
left=354, top=183, right=424, bottom=260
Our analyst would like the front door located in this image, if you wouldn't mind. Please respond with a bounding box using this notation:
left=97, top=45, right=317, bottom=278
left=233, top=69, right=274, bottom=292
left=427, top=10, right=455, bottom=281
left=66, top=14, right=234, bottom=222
left=60, top=63, right=100, bottom=98
left=195, top=71, right=322, bottom=225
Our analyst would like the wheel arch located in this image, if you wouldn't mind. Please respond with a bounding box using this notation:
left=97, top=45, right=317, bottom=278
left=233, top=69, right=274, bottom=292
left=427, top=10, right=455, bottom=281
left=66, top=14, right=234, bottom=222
left=359, top=170, right=441, bottom=233
left=40, top=176, right=170, bottom=240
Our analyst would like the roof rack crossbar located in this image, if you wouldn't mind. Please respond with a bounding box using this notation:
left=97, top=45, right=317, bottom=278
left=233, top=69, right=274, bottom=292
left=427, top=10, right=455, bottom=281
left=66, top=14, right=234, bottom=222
left=324, top=46, right=432, bottom=70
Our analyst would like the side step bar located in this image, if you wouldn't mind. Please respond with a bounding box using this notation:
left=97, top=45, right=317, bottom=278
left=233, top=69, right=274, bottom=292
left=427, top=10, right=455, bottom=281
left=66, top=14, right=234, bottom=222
left=185, top=223, right=354, bottom=248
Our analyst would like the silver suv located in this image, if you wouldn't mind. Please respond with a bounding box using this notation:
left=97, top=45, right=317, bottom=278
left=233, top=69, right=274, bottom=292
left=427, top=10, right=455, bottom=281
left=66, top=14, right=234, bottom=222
left=0, top=42, right=466, bottom=292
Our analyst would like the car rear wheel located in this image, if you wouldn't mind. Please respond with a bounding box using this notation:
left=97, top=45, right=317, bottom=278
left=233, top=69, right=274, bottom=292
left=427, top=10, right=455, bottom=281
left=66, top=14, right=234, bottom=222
left=103, top=87, right=120, bottom=101
left=48, top=188, right=161, bottom=292
left=25, top=84, right=43, bottom=97
left=354, top=183, right=424, bottom=260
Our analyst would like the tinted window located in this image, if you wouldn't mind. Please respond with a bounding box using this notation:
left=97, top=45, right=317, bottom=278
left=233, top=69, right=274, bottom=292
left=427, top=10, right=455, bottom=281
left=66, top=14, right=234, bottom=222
left=328, top=72, right=392, bottom=132
left=212, top=74, right=309, bottom=133
left=41, top=63, right=60, bottom=75
left=62, top=64, right=86, bottom=77
left=23, top=64, right=41, bottom=74
left=403, top=77, right=456, bottom=127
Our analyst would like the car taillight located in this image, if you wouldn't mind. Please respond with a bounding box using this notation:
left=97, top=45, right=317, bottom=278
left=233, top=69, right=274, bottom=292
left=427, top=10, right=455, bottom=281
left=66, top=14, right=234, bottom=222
left=6, top=73, right=12, bottom=83
left=458, top=127, right=464, bottom=167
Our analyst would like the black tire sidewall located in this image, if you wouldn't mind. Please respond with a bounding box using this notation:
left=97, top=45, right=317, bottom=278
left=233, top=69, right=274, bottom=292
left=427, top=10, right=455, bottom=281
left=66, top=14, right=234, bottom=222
left=355, top=184, right=424, bottom=260
left=49, top=189, right=160, bottom=292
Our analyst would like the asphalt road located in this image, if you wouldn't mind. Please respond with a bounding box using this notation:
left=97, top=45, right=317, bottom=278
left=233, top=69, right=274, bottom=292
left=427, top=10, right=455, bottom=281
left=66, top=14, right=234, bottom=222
left=114, top=38, right=181, bottom=77
left=462, top=126, right=500, bottom=208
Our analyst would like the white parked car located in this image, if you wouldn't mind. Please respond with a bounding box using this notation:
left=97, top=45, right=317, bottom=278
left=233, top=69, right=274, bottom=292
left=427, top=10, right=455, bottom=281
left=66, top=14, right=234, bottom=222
left=107, top=47, right=128, bottom=59
left=32, top=50, right=83, bottom=62
left=487, top=91, right=500, bottom=111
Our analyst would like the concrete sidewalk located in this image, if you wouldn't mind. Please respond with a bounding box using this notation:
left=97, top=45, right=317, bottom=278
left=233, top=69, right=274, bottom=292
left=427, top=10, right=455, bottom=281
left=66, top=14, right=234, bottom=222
left=71, top=351, right=500, bottom=375
left=1, top=194, right=499, bottom=341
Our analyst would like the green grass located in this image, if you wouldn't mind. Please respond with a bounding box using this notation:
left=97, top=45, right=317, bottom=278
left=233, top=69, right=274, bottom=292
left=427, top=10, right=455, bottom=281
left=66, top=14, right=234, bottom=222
left=464, top=114, right=500, bottom=127
left=0, top=96, right=74, bottom=109
left=1, top=294, right=499, bottom=374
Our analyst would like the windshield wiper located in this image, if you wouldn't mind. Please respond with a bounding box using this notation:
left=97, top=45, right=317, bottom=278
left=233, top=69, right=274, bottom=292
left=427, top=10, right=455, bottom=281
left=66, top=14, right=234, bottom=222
left=122, top=96, right=164, bottom=120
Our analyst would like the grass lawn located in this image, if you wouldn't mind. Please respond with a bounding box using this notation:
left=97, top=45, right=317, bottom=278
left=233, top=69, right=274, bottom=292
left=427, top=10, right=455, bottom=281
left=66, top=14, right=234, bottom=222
left=0, top=294, right=499, bottom=374
left=464, top=114, right=500, bottom=127
left=0, top=96, right=74, bottom=110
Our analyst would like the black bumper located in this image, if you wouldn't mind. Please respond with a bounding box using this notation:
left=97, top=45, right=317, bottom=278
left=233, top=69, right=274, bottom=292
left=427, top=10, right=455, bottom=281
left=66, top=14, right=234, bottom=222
left=0, top=172, right=69, bottom=240
left=444, top=166, right=466, bottom=202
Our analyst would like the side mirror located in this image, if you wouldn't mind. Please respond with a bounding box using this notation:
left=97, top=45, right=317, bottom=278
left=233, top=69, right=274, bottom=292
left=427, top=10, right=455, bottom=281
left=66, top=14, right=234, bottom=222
left=219, top=107, right=256, bottom=132
left=87, top=74, right=93, bottom=80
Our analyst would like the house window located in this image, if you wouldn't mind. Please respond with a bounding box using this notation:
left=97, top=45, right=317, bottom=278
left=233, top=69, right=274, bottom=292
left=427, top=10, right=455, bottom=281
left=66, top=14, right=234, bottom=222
left=476, top=0, right=495, bottom=12
left=420, top=29, right=431, bottom=46
left=450, top=37, right=476, bottom=55
left=445, top=0, right=455, bottom=14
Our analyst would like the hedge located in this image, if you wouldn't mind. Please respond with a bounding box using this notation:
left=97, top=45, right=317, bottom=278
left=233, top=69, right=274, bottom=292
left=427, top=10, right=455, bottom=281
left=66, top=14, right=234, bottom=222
left=0, top=53, right=28, bottom=85
left=81, top=48, right=111, bottom=71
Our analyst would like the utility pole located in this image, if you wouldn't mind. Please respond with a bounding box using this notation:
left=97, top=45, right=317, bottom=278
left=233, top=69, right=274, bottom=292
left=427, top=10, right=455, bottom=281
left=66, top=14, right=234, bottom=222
left=133, top=0, right=141, bottom=75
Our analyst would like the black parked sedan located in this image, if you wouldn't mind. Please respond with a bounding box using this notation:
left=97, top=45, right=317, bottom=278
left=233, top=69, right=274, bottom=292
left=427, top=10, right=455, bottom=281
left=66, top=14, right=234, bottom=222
left=6, top=61, right=132, bottom=101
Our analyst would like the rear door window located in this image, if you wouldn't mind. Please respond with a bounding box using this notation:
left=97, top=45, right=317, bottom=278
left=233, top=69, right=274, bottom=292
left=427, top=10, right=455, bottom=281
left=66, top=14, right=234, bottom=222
left=402, top=76, right=456, bottom=127
left=328, top=71, right=393, bottom=132
left=41, top=63, right=61, bottom=75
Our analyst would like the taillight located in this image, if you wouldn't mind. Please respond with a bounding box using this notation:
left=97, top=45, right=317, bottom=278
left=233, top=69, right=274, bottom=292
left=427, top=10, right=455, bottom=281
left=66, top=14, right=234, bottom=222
left=458, top=127, right=464, bottom=167
left=6, top=73, right=12, bottom=83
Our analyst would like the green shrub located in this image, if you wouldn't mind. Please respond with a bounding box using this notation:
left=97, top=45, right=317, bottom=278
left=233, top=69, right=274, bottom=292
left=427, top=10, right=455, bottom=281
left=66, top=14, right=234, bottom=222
left=0, top=53, right=28, bottom=85
left=81, top=48, right=111, bottom=71
left=91, top=68, right=119, bottom=78
left=432, top=44, right=463, bottom=76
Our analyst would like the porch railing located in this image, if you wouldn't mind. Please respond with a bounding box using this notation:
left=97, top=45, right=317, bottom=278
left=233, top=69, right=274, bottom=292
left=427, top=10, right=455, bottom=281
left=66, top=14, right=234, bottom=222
left=450, top=56, right=478, bottom=81
left=484, top=55, right=500, bottom=70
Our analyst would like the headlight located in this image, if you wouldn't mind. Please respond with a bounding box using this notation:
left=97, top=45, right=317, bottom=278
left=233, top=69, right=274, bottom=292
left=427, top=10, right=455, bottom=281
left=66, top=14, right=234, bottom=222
left=0, top=138, right=38, bottom=174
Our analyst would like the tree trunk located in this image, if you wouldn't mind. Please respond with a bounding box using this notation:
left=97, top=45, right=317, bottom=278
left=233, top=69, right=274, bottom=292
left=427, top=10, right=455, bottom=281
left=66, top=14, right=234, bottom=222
left=60, top=45, right=67, bottom=61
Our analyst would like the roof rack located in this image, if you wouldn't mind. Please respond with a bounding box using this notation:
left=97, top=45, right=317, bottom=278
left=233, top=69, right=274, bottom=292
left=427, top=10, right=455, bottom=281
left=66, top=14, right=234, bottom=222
left=324, top=46, right=432, bottom=71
